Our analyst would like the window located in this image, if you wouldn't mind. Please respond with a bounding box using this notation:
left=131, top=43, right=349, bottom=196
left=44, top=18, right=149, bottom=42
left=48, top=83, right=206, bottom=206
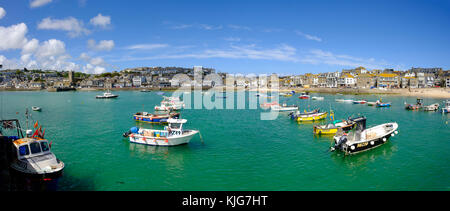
left=40, top=141, right=49, bottom=152
left=29, top=142, right=42, bottom=154
left=19, top=145, right=30, bottom=156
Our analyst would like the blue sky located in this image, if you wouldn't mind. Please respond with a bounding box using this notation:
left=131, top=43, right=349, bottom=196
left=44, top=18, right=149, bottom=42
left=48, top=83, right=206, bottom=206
left=0, top=0, right=449, bottom=75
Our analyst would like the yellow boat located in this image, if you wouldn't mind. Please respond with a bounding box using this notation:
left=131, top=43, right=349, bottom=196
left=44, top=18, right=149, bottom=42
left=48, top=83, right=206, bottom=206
left=296, top=112, right=328, bottom=122
left=313, top=119, right=355, bottom=135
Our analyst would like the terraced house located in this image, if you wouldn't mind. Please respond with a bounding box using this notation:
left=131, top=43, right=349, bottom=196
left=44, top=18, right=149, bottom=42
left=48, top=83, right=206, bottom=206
left=377, top=73, right=399, bottom=88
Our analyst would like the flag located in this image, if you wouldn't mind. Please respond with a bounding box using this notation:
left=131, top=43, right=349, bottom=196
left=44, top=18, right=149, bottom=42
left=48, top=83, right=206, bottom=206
left=42, top=128, right=45, bottom=138
left=34, top=120, right=38, bottom=128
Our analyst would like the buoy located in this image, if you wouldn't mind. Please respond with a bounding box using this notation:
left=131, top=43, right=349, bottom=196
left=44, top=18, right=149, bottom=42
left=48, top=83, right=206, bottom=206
left=370, top=141, right=374, bottom=145
left=395, top=131, right=398, bottom=134
left=383, top=138, right=387, bottom=142
left=391, top=133, right=395, bottom=137
left=350, top=145, right=355, bottom=150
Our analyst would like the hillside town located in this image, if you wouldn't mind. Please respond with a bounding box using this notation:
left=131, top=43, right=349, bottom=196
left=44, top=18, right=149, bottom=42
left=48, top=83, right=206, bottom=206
left=0, top=65, right=450, bottom=90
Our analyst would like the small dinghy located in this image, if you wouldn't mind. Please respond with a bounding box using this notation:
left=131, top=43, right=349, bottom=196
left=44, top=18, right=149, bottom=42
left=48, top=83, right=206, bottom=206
left=289, top=109, right=327, bottom=122
left=330, top=117, right=399, bottom=155
left=32, top=106, right=41, bottom=111
left=270, top=103, right=298, bottom=112
left=124, top=119, right=199, bottom=146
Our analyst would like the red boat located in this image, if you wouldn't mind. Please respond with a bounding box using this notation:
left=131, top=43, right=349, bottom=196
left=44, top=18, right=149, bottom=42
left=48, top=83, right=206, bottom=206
left=299, top=92, right=310, bottom=99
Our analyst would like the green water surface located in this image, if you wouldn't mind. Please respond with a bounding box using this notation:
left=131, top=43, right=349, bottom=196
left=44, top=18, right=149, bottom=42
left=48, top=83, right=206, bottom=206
left=0, top=91, right=449, bottom=190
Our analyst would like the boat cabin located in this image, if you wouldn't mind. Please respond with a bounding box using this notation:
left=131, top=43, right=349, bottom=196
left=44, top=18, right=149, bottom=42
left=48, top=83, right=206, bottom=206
left=165, top=119, right=187, bottom=136
left=349, top=116, right=366, bottom=131
left=13, top=138, right=52, bottom=161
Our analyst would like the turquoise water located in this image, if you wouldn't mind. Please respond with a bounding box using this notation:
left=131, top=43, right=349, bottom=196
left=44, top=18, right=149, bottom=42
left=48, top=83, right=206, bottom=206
left=0, top=91, right=449, bottom=190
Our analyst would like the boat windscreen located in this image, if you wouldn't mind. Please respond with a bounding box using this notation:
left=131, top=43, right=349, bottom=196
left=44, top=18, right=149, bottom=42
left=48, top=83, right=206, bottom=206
left=19, top=145, right=30, bottom=156
left=29, top=142, right=42, bottom=154
left=40, top=141, right=50, bottom=152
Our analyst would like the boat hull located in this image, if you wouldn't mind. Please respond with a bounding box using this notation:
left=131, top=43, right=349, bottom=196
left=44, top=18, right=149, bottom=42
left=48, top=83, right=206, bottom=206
left=96, top=95, right=118, bottom=99
left=129, top=131, right=199, bottom=146
left=10, top=160, right=64, bottom=180
left=296, top=112, right=328, bottom=122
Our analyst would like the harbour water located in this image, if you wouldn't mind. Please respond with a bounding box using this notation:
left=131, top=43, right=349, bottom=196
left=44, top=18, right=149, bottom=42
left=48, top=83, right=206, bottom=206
left=0, top=91, right=449, bottom=190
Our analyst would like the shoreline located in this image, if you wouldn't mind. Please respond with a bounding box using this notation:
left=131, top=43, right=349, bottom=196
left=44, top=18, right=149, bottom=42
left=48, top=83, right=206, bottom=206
left=1, top=87, right=449, bottom=99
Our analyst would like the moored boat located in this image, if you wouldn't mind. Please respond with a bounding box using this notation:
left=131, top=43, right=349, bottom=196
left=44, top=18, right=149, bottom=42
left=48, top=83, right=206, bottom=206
left=353, top=100, right=367, bottom=104
left=311, top=96, right=324, bottom=100
left=260, top=102, right=280, bottom=109
left=96, top=90, right=118, bottom=99
left=1, top=119, right=64, bottom=179
left=313, top=118, right=357, bottom=135
left=367, top=102, right=377, bottom=106
left=270, top=103, right=298, bottom=112
left=32, top=106, right=42, bottom=111
left=124, top=119, right=199, bottom=146
left=442, top=100, right=450, bottom=113
left=133, top=112, right=180, bottom=123
left=299, top=92, right=310, bottom=99
left=330, top=117, right=399, bottom=155
left=405, top=98, right=423, bottom=110
left=421, top=103, right=439, bottom=111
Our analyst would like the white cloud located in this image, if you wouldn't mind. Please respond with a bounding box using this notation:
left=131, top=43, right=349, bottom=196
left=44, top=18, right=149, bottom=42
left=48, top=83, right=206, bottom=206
left=22, top=39, right=40, bottom=55
left=116, top=44, right=298, bottom=62
left=30, top=0, right=53, bottom=8
left=89, top=13, right=111, bottom=28
left=227, top=24, right=251, bottom=31
left=83, top=63, right=106, bottom=74
left=169, top=23, right=222, bottom=30
left=35, top=39, right=66, bottom=59
left=224, top=37, right=241, bottom=42
left=300, top=49, right=389, bottom=69
left=295, top=30, right=322, bottom=42
left=0, top=23, right=29, bottom=50
left=87, top=39, right=115, bottom=51
left=37, top=17, right=90, bottom=37
left=0, top=7, right=6, bottom=20
left=125, top=43, right=169, bottom=50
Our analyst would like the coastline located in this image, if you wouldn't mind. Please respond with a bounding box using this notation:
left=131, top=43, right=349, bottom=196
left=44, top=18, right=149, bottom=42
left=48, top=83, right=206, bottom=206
left=1, top=87, right=449, bottom=99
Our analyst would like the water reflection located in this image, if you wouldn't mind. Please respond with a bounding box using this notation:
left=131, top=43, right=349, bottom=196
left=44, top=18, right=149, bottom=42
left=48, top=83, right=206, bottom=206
left=330, top=141, right=397, bottom=168
left=0, top=169, right=60, bottom=191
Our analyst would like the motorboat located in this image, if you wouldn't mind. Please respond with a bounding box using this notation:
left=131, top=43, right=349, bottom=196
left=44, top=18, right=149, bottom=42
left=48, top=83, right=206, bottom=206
left=1, top=119, right=64, bottom=179
left=140, top=89, right=151, bottom=92
left=442, top=100, right=450, bottom=114
left=270, top=103, right=298, bottom=112
left=124, top=119, right=199, bottom=146
left=353, top=100, right=367, bottom=104
left=331, top=117, right=399, bottom=155
left=96, top=90, right=118, bottom=99
left=133, top=112, right=180, bottom=124
left=405, top=98, right=423, bottom=110
left=376, top=102, right=391, bottom=107
left=161, top=96, right=185, bottom=108
left=311, top=96, right=324, bottom=100
left=313, top=118, right=356, bottom=135
left=32, top=106, right=41, bottom=111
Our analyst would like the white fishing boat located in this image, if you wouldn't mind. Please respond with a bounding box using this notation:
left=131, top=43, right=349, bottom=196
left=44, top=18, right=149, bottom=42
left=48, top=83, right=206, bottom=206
left=331, top=117, right=399, bottom=155
left=270, top=103, right=298, bottom=112
left=161, top=96, right=185, bottom=108
left=124, top=119, right=199, bottom=146
left=311, top=96, right=324, bottom=100
left=1, top=119, right=64, bottom=179
left=96, top=90, right=118, bottom=99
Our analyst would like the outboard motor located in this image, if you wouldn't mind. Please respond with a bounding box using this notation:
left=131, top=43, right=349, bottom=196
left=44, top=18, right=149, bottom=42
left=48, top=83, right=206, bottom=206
left=123, top=127, right=139, bottom=137
left=330, top=136, right=347, bottom=152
